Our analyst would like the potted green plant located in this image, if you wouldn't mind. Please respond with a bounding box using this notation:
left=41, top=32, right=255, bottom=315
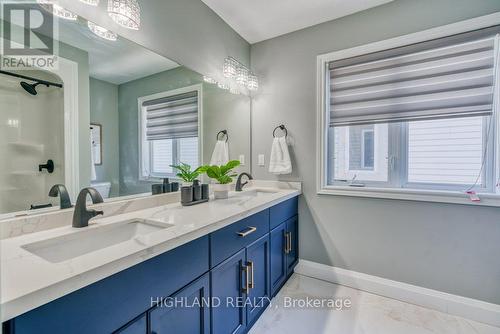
left=198, top=160, right=240, bottom=199
left=170, top=162, right=203, bottom=186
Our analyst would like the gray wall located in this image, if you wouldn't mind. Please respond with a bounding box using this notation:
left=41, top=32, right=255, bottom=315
left=59, top=0, right=250, bottom=78
left=89, top=78, right=119, bottom=197
left=250, top=0, right=500, bottom=304
left=118, top=66, right=250, bottom=196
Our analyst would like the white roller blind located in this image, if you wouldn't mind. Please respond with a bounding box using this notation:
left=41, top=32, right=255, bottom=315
left=329, top=32, right=498, bottom=126
left=144, top=91, right=198, bottom=140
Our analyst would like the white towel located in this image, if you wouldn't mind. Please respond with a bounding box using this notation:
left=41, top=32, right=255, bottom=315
left=210, top=139, right=229, bottom=166
left=90, top=132, right=97, bottom=181
left=269, top=136, right=292, bottom=174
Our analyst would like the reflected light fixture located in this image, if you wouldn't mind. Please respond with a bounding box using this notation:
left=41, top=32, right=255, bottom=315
left=247, top=73, right=258, bottom=91
left=88, top=21, right=118, bottom=41
left=108, top=0, right=141, bottom=30
left=223, top=57, right=238, bottom=78
left=203, top=76, right=217, bottom=84
left=79, top=0, right=99, bottom=5
left=235, top=66, right=249, bottom=86
left=229, top=87, right=239, bottom=95
left=37, top=0, right=78, bottom=20
left=217, top=82, right=229, bottom=90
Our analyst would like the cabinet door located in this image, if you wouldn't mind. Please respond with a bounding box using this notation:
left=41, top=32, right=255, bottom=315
left=246, top=234, right=270, bottom=326
left=286, top=216, right=299, bottom=276
left=270, top=222, right=287, bottom=296
left=150, top=273, right=210, bottom=334
left=211, top=249, right=247, bottom=334
left=115, top=315, right=147, bottom=334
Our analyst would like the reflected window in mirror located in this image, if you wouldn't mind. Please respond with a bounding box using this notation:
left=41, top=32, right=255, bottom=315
left=139, top=85, right=201, bottom=180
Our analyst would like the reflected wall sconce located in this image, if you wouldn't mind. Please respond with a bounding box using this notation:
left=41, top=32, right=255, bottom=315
left=108, top=0, right=141, bottom=30
left=88, top=21, right=118, bottom=41
left=79, top=0, right=99, bottom=6
left=37, top=0, right=78, bottom=20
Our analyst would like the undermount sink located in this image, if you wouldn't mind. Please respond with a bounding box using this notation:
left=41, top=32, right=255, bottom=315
left=235, top=188, right=280, bottom=197
left=22, top=219, right=173, bottom=263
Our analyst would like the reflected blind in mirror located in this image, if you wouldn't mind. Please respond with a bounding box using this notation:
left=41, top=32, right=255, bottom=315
left=144, top=91, right=198, bottom=140
left=328, top=30, right=499, bottom=126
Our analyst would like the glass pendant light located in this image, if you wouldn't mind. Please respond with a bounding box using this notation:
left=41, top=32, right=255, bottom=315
left=217, top=82, right=229, bottom=90
left=236, top=66, right=249, bottom=86
left=247, top=73, right=258, bottom=91
left=37, top=0, right=78, bottom=20
left=79, top=0, right=99, bottom=6
left=107, top=0, right=140, bottom=30
left=88, top=21, right=117, bottom=41
left=223, top=57, right=238, bottom=78
left=203, top=76, right=217, bottom=84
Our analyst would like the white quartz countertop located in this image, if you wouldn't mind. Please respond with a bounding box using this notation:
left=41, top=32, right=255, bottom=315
left=0, top=182, right=301, bottom=321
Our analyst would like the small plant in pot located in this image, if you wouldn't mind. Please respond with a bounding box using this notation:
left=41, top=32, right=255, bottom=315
left=170, top=162, right=203, bottom=186
left=198, top=160, right=240, bottom=199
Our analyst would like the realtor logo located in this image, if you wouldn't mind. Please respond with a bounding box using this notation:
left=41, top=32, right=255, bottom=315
left=1, top=1, right=59, bottom=70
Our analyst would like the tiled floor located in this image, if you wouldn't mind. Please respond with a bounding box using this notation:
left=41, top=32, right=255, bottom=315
left=249, top=274, right=500, bottom=334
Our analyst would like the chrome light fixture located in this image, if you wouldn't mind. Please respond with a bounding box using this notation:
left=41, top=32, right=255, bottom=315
left=79, top=0, right=99, bottom=6
left=88, top=21, right=117, bottom=41
left=247, top=73, right=258, bottom=91
left=217, top=82, right=229, bottom=90
left=223, top=57, right=238, bottom=78
left=37, top=0, right=78, bottom=20
left=236, top=66, right=249, bottom=86
left=108, top=0, right=141, bottom=30
left=203, top=76, right=217, bottom=84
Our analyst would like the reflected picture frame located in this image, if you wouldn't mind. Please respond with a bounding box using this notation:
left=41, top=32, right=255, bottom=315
left=90, top=123, right=102, bottom=165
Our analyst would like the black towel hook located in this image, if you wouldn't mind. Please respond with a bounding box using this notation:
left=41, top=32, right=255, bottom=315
left=216, top=130, right=229, bottom=142
left=273, top=124, right=287, bottom=138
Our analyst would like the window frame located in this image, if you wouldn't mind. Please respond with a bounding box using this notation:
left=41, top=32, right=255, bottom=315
left=316, top=13, right=500, bottom=206
left=138, top=84, right=203, bottom=181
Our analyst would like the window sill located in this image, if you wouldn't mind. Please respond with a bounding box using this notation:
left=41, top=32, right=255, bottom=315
left=318, top=186, right=500, bottom=207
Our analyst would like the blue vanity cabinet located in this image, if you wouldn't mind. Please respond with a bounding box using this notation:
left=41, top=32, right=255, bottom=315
left=115, top=315, right=147, bottom=334
left=269, top=197, right=299, bottom=296
left=149, top=273, right=210, bottom=334
left=270, top=222, right=287, bottom=296
left=9, top=236, right=209, bottom=334
left=245, top=234, right=271, bottom=327
left=211, top=249, right=247, bottom=334
left=4, top=196, right=299, bottom=334
left=285, top=215, right=299, bottom=274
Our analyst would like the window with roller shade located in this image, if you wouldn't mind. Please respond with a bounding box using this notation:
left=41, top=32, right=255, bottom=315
left=139, top=86, right=200, bottom=179
left=325, top=27, right=499, bottom=193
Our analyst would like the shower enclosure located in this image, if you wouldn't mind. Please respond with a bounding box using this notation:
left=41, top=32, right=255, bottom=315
left=0, top=70, right=65, bottom=213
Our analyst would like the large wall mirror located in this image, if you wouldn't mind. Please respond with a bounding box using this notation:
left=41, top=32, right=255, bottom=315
left=0, top=8, right=251, bottom=216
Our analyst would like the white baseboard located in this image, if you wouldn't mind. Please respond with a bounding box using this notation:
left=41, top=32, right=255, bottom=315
left=295, top=259, right=500, bottom=328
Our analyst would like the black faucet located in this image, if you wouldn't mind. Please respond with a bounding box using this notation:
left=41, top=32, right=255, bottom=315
left=235, top=172, right=253, bottom=192
left=49, top=184, right=72, bottom=209
left=72, top=187, right=104, bottom=228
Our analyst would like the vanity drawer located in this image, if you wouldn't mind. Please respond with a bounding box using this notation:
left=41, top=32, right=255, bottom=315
left=210, top=210, right=269, bottom=267
left=270, top=197, right=298, bottom=230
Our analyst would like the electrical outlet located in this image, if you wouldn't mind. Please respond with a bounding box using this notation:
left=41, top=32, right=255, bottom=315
left=239, top=154, right=245, bottom=165
left=258, top=154, right=265, bottom=166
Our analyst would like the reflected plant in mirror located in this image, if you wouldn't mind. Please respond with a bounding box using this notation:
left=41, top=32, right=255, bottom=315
left=170, top=162, right=203, bottom=185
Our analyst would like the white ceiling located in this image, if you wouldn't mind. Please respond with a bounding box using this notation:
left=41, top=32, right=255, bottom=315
left=202, top=0, right=394, bottom=44
left=58, top=19, right=179, bottom=85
